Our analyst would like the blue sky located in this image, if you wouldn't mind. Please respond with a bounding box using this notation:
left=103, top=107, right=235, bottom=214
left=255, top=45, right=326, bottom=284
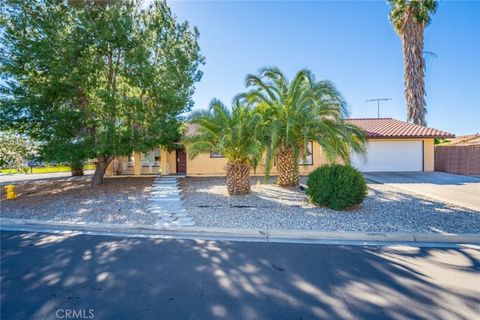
left=166, top=0, right=480, bottom=135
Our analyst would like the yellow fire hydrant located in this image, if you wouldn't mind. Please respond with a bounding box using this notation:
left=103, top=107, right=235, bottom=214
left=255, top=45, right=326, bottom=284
left=4, top=185, right=16, bottom=200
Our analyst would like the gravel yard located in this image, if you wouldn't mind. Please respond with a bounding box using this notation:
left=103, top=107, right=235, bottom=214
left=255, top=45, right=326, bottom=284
left=0, top=176, right=157, bottom=224
left=181, top=176, right=480, bottom=233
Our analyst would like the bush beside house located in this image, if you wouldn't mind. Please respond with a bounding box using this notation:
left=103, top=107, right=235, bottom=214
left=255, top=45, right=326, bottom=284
left=306, top=164, right=367, bottom=210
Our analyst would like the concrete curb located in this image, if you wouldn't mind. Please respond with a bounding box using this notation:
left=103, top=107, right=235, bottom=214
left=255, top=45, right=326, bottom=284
left=1, top=217, right=480, bottom=245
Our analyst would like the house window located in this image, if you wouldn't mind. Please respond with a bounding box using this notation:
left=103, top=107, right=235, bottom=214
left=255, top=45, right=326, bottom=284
left=210, top=151, right=224, bottom=158
left=299, top=141, right=313, bottom=165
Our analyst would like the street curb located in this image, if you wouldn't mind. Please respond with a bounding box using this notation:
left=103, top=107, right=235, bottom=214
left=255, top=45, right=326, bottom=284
left=1, top=217, right=479, bottom=245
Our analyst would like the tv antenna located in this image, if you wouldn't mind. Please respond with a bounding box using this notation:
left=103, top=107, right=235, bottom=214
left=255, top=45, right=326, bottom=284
left=365, top=98, right=392, bottom=118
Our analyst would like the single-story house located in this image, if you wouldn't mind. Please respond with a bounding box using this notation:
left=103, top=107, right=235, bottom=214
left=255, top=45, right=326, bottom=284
left=438, top=133, right=480, bottom=146
left=105, top=118, right=454, bottom=176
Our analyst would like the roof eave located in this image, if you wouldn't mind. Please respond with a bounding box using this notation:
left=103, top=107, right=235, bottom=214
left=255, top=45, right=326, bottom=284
left=366, top=134, right=456, bottom=139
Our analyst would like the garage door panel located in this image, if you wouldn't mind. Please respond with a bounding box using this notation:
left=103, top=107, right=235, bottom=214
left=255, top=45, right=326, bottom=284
left=351, top=141, right=423, bottom=172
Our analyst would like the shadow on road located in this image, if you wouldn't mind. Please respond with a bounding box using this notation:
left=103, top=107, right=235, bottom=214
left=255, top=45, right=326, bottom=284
left=1, top=231, right=479, bottom=320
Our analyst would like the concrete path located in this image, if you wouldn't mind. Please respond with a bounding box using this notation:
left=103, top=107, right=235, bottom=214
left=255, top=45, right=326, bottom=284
left=1, top=230, right=479, bottom=320
left=148, top=176, right=195, bottom=227
left=364, top=172, right=480, bottom=211
left=0, top=170, right=94, bottom=185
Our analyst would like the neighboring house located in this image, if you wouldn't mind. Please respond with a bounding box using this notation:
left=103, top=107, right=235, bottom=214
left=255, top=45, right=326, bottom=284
left=439, top=133, right=480, bottom=146
left=105, top=118, right=454, bottom=176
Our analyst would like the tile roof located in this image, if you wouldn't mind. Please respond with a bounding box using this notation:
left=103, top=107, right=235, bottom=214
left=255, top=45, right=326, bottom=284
left=185, top=118, right=455, bottom=139
left=443, top=133, right=480, bottom=146
left=346, top=118, right=455, bottom=138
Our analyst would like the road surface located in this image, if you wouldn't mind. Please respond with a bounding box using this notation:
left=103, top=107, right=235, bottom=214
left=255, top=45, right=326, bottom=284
left=1, top=231, right=479, bottom=320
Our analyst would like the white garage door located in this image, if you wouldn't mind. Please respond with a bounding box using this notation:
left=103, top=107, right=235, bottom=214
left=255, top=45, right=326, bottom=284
left=351, top=141, right=423, bottom=172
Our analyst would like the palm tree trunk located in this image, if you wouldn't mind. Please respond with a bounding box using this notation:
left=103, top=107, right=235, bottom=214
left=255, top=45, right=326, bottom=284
left=226, top=160, right=251, bottom=195
left=402, top=13, right=427, bottom=125
left=277, top=147, right=299, bottom=187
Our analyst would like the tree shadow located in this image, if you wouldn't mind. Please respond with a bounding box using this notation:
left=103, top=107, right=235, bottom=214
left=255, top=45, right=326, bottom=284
left=181, top=177, right=480, bottom=233
left=1, top=231, right=479, bottom=320
left=0, top=177, right=156, bottom=225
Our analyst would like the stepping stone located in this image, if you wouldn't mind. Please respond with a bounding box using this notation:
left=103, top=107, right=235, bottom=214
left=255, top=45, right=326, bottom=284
left=170, top=221, right=196, bottom=227
left=150, top=191, right=181, bottom=195
left=150, top=197, right=181, bottom=202
left=147, top=176, right=194, bottom=226
left=172, top=213, right=189, bottom=218
left=175, top=217, right=194, bottom=223
left=156, top=217, right=176, bottom=223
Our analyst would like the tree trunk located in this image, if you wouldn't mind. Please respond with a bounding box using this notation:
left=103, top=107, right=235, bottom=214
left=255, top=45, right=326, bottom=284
left=71, top=165, right=84, bottom=176
left=91, top=156, right=113, bottom=186
left=277, top=146, right=299, bottom=187
left=402, top=13, right=426, bottom=125
left=226, top=160, right=251, bottom=195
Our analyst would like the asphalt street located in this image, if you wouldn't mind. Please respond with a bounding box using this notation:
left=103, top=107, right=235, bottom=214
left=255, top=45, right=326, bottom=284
left=1, top=230, right=479, bottom=320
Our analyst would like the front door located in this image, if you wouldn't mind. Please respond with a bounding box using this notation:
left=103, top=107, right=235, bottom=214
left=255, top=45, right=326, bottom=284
left=176, top=148, right=187, bottom=173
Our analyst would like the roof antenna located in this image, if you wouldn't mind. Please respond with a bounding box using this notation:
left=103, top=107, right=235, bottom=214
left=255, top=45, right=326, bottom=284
left=365, top=98, right=392, bottom=118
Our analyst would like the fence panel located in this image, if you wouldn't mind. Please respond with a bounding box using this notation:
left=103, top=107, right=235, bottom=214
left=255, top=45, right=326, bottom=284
left=434, top=145, right=480, bottom=175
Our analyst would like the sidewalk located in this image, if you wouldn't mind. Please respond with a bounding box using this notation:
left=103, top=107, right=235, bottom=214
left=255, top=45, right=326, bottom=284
left=0, top=170, right=94, bottom=185
left=2, top=217, right=479, bottom=245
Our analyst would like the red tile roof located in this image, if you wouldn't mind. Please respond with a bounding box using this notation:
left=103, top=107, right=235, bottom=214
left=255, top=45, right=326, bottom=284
left=185, top=118, right=455, bottom=139
left=346, top=118, right=455, bottom=139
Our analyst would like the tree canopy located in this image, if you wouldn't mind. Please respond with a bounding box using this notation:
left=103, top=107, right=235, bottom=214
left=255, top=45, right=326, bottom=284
left=0, top=0, right=204, bottom=184
left=245, top=67, right=366, bottom=186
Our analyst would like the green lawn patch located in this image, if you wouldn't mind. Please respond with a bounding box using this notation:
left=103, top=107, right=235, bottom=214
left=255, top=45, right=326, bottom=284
left=0, top=164, right=96, bottom=174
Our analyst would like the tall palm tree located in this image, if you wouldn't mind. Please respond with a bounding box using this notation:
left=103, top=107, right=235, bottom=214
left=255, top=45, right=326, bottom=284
left=245, top=67, right=366, bottom=187
left=389, top=0, right=438, bottom=125
left=186, top=98, right=263, bottom=195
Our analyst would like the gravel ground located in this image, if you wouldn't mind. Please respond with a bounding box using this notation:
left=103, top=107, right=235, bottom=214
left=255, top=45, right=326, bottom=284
left=180, top=176, right=480, bottom=233
left=0, top=176, right=157, bottom=224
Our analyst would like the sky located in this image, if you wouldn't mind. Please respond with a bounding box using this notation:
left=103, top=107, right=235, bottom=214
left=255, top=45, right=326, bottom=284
left=165, top=0, right=480, bottom=135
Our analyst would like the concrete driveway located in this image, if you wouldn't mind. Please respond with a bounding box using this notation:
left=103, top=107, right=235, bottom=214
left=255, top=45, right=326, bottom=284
left=364, top=172, right=480, bottom=211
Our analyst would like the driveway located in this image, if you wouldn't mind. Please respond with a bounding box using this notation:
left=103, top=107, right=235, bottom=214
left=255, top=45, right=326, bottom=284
left=364, top=172, right=480, bottom=211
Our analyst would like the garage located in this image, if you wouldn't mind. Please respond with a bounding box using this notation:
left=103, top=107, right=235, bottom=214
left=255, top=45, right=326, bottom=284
left=346, top=118, right=455, bottom=173
left=351, top=140, right=423, bottom=172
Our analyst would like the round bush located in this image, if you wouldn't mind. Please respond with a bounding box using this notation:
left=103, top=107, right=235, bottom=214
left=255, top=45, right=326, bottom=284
left=306, top=164, right=367, bottom=210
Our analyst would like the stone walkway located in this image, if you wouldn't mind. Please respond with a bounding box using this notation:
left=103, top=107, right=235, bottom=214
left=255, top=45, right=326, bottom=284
left=148, top=176, right=195, bottom=227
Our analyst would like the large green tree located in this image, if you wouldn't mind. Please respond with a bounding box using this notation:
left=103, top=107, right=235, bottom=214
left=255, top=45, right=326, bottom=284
left=0, top=131, right=37, bottom=171
left=187, top=99, right=263, bottom=195
left=0, top=0, right=204, bottom=184
left=246, top=67, right=366, bottom=187
left=389, top=0, right=438, bottom=125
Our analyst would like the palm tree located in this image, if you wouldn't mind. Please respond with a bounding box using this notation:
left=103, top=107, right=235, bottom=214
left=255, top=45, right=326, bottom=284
left=186, top=98, right=263, bottom=195
left=389, top=0, right=438, bottom=125
left=245, top=67, right=366, bottom=187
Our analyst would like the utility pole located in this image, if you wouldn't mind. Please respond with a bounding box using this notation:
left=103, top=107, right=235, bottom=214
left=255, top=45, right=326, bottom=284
left=365, top=98, right=392, bottom=118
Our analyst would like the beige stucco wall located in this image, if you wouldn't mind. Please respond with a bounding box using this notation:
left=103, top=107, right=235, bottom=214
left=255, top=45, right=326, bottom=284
left=423, top=138, right=435, bottom=171
left=185, top=138, right=435, bottom=176
left=185, top=141, right=329, bottom=176
left=106, top=137, right=435, bottom=176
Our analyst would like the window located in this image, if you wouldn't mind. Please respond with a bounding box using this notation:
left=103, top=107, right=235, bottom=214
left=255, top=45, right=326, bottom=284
left=210, top=151, right=224, bottom=158
left=299, top=141, right=313, bottom=165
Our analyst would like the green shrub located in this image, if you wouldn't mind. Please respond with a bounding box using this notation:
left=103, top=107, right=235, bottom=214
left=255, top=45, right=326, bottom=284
left=306, top=164, right=367, bottom=210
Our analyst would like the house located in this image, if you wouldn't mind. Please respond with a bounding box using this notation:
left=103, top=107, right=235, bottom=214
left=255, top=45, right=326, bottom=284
left=105, top=118, right=454, bottom=176
left=438, top=133, right=480, bottom=146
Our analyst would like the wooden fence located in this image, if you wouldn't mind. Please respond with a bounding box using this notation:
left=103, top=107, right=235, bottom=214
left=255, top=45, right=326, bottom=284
left=434, top=145, right=480, bottom=175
